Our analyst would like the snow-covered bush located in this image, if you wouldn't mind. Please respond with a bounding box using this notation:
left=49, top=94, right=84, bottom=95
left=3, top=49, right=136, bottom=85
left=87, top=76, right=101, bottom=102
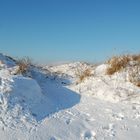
left=128, top=66, right=140, bottom=87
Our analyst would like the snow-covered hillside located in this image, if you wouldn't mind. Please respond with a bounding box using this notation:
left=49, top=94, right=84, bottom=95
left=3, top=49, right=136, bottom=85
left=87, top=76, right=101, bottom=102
left=0, top=53, right=140, bottom=140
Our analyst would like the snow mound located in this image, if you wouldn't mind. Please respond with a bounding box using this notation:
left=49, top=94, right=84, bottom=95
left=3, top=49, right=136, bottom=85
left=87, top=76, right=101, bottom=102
left=94, top=64, right=108, bottom=76
left=44, top=61, right=140, bottom=104
left=0, top=68, right=47, bottom=130
left=10, top=76, right=42, bottom=104
left=71, top=63, right=140, bottom=104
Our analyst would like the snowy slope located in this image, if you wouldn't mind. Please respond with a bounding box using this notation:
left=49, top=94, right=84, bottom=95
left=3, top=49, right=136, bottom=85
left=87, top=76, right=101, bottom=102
left=0, top=53, right=140, bottom=140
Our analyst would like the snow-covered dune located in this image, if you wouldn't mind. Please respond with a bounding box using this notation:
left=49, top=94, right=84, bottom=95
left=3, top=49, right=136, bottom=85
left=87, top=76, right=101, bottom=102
left=0, top=53, right=140, bottom=140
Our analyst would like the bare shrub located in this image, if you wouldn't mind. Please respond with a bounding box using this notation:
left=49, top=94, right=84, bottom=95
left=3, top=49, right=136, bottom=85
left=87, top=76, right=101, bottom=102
left=75, top=67, right=92, bottom=84
left=16, top=57, right=32, bottom=74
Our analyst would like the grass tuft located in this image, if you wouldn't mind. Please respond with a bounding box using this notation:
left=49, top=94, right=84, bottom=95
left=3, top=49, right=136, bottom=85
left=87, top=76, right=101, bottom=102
left=106, top=54, right=140, bottom=87
left=16, top=57, right=32, bottom=75
left=75, top=67, right=92, bottom=84
left=106, top=55, right=131, bottom=75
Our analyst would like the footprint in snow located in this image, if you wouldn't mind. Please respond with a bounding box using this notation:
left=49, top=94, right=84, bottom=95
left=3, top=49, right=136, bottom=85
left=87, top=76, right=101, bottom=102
left=102, top=123, right=116, bottom=137
left=50, top=137, right=58, bottom=140
left=112, top=113, right=124, bottom=121
left=81, top=130, right=96, bottom=140
left=121, top=124, right=129, bottom=131
left=50, top=137, right=56, bottom=140
left=66, top=118, right=71, bottom=125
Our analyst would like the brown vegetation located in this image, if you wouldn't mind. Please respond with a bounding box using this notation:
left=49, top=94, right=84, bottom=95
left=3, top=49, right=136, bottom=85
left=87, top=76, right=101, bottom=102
left=75, top=67, right=92, bottom=84
left=16, top=57, right=31, bottom=74
left=106, top=54, right=140, bottom=87
left=106, top=55, right=130, bottom=75
left=106, top=54, right=140, bottom=75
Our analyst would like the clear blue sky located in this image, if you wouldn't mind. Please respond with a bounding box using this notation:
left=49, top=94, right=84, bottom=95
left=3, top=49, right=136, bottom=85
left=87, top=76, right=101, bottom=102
left=0, top=0, right=140, bottom=63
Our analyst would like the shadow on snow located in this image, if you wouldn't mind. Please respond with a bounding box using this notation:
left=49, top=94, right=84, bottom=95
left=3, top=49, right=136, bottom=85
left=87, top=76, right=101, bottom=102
left=29, top=67, right=81, bottom=121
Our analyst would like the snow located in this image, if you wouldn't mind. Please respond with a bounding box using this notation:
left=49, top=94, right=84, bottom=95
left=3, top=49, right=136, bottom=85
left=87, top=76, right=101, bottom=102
left=0, top=53, right=16, bottom=68
left=0, top=53, right=140, bottom=140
